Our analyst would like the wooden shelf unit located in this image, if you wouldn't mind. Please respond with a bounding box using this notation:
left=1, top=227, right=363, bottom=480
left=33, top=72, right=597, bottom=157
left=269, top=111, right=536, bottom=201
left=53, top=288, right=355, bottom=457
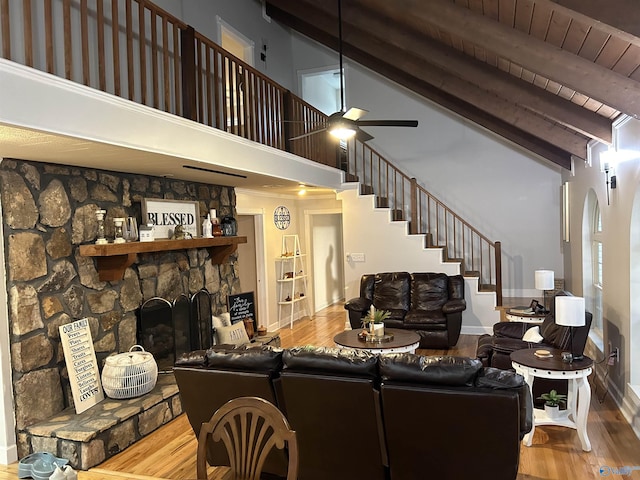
left=79, top=236, right=247, bottom=281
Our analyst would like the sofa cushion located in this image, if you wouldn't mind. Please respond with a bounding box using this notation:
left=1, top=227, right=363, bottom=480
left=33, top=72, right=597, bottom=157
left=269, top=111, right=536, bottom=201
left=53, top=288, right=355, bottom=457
left=373, top=272, right=411, bottom=313
left=379, top=354, right=482, bottom=386
left=205, top=346, right=284, bottom=373
left=283, top=346, right=379, bottom=379
left=410, top=273, right=449, bottom=311
left=404, top=309, right=446, bottom=326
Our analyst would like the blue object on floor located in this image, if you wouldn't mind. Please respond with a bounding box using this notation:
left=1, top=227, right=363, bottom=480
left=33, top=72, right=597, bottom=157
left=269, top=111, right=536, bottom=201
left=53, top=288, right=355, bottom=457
left=18, top=452, right=69, bottom=479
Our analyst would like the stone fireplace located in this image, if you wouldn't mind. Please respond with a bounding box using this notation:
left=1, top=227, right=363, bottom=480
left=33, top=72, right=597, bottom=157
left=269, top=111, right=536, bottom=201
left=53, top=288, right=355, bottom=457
left=0, top=159, right=240, bottom=467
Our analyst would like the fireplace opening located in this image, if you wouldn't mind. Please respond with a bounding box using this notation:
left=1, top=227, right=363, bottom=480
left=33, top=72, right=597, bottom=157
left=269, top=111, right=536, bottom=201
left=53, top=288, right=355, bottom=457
left=137, top=289, right=213, bottom=371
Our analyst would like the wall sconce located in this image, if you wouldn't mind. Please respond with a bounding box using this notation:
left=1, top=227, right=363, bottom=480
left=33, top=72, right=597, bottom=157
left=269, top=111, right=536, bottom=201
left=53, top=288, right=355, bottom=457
left=600, top=150, right=617, bottom=205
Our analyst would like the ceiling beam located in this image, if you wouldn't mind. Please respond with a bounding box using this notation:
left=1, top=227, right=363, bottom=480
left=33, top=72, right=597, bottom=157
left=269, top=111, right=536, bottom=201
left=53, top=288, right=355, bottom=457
left=551, top=0, right=640, bottom=39
left=339, top=2, right=611, bottom=144
left=356, top=0, right=640, bottom=119
left=266, top=1, right=578, bottom=168
left=266, top=0, right=586, bottom=165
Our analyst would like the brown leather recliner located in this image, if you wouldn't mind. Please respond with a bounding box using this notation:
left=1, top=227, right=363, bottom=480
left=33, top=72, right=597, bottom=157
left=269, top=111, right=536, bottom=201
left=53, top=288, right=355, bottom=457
left=476, top=291, right=592, bottom=404
left=476, top=291, right=593, bottom=370
left=344, top=272, right=466, bottom=348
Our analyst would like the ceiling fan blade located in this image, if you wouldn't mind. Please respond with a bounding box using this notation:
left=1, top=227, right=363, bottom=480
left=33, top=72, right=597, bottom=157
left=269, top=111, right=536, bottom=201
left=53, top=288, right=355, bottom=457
left=357, top=120, right=419, bottom=127
left=343, top=107, right=368, bottom=121
left=356, top=129, right=374, bottom=142
left=289, top=128, right=327, bottom=141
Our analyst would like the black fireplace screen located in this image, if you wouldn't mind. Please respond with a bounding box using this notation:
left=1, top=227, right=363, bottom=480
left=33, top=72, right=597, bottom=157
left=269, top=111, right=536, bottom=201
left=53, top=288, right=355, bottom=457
left=138, top=289, right=213, bottom=371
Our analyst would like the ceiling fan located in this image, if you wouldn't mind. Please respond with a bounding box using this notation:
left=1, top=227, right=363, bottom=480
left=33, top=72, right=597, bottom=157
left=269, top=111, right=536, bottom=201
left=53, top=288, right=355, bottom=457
left=290, top=0, right=418, bottom=143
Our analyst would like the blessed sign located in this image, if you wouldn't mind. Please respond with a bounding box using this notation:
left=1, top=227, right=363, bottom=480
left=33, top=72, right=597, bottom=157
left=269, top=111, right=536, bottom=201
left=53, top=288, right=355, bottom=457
left=142, top=198, right=201, bottom=239
left=59, top=318, right=104, bottom=414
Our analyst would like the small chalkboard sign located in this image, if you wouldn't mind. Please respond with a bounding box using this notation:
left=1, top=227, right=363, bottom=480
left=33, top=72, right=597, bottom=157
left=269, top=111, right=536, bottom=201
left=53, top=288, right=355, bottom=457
left=228, top=292, right=256, bottom=325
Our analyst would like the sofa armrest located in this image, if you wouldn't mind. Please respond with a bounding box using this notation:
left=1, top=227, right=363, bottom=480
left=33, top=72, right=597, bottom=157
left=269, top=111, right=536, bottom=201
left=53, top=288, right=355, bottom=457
left=493, top=321, right=530, bottom=339
left=344, top=297, right=372, bottom=313
left=442, top=298, right=466, bottom=314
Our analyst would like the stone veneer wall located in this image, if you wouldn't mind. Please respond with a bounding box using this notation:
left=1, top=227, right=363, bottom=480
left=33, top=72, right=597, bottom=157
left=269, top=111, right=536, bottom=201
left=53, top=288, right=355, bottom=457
left=0, top=159, right=240, bottom=459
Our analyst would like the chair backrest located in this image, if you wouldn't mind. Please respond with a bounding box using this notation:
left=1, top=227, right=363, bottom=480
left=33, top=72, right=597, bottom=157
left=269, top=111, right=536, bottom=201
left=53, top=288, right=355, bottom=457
left=174, top=348, right=288, bottom=478
left=197, top=397, right=298, bottom=480
left=279, top=347, right=388, bottom=480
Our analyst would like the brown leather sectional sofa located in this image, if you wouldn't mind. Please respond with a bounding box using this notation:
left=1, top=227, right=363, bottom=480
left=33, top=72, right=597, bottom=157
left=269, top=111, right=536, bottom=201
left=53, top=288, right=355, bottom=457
left=345, top=272, right=467, bottom=349
left=174, top=345, right=532, bottom=480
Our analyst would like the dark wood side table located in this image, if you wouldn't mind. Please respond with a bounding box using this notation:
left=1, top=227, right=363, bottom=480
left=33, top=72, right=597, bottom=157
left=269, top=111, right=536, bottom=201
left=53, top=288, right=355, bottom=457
left=334, top=328, right=420, bottom=354
left=510, top=348, right=593, bottom=451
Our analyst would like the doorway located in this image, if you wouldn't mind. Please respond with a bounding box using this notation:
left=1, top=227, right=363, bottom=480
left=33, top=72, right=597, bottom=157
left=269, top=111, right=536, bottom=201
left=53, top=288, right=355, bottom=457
left=298, top=66, right=342, bottom=115
left=236, top=212, right=268, bottom=329
left=305, top=211, right=345, bottom=312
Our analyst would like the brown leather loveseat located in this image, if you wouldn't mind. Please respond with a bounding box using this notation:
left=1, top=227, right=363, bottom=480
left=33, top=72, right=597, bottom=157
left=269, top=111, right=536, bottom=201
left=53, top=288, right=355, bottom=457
left=174, top=345, right=532, bottom=480
left=344, top=272, right=466, bottom=348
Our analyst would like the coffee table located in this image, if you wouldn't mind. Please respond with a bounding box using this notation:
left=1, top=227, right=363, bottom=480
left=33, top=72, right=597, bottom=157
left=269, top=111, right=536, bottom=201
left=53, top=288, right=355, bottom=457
left=334, top=328, right=420, bottom=354
left=511, top=347, right=593, bottom=451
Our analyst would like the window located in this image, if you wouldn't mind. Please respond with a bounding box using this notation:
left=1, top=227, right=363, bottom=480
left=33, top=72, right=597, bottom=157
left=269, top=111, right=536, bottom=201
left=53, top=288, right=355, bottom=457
left=590, top=200, right=603, bottom=338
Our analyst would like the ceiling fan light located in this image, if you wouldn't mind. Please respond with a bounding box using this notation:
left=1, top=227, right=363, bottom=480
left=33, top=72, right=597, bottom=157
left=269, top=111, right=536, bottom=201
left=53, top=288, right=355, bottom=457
left=329, top=125, right=356, bottom=140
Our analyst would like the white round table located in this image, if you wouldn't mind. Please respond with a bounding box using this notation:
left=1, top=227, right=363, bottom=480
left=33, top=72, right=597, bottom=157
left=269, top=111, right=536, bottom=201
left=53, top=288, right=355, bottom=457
left=511, top=348, right=593, bottom=452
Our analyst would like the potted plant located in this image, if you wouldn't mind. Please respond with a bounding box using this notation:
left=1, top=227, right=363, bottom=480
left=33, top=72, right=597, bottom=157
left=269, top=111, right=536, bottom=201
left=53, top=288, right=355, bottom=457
left=363, top=307, right=391, bottom=336
left=537, top=389, right=567, bottom=419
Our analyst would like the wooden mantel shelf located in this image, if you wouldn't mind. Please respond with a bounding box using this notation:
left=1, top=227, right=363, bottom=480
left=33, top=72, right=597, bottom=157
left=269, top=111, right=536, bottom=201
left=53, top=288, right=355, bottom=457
left=79, top=236, right=247, bottom=281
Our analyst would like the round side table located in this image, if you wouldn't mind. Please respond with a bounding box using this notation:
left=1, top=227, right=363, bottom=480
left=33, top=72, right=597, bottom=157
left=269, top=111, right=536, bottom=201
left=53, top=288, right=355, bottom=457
left=334, top=328, right=420, bottom=354
left=510, top=348, right=593, bottom=452
left=505, top=310, right=547, bottom=324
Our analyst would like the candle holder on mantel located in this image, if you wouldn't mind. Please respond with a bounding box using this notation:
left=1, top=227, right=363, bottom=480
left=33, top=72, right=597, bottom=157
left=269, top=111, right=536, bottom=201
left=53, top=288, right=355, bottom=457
left=95, top=210, right=108, bottom=245
left=113, top=218, right=126, bottom=244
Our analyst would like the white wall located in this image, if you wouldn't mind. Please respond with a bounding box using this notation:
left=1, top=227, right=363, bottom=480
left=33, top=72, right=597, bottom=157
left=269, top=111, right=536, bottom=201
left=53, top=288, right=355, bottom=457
left=290, top=33, right=565, bottom=297
left=154, top=0, right=296, bottom=90
left=563, top=117, right=640, bottom=437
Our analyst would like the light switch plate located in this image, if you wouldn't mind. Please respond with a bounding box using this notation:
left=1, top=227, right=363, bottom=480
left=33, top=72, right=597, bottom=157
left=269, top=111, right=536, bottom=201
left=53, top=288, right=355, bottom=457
left=350, top=253, right=366, bottom=262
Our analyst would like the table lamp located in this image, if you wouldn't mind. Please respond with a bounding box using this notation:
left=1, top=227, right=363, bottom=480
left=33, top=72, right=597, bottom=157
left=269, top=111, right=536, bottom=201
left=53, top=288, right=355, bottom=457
left=555, top=295, right=586, bottom=361
left=534, top=270, right=554, bottom=312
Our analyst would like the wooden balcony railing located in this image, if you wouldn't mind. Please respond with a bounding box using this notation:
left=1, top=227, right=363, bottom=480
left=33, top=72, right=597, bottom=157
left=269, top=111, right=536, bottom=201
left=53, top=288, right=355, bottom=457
left=0, top=0, right=501, bottom=304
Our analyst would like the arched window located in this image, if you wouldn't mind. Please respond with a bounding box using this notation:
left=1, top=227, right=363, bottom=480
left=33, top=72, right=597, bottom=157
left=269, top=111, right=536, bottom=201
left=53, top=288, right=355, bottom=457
left=591, top=201, right=603, bottom=338
left=583, top=190, right=603, bottom=346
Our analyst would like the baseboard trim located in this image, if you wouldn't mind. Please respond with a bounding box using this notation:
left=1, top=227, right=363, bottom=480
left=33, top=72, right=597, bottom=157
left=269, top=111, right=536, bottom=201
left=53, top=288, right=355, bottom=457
left=461, top=325, right=492, bottom=336
left=0, top=444, right=17, bottom=465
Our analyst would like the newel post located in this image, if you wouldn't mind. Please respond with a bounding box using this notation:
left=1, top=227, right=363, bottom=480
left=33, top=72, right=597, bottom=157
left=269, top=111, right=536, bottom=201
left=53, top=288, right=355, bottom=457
left=410, top=178, right=418, bottom=235
left=180, top=25, right=197, bottom=121
left=495, top=241, right=503, bottom=306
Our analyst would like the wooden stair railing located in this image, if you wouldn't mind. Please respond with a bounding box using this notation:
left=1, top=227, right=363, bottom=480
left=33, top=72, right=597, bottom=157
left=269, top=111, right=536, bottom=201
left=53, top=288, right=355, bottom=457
left=343, top=140, right=503, bottom=306
left=0, top=0, right=502, bottom=305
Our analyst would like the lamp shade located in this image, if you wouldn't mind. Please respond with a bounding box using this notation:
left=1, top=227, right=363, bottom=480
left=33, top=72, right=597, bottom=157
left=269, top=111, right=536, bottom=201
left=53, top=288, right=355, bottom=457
left=534, top=270, right=554, bottom=290
left=555, top=296, right=586, bottom=327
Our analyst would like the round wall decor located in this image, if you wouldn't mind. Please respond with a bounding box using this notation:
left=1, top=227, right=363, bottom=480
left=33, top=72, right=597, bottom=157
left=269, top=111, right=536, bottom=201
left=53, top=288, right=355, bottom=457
left=274, top=205, right=291, bottom=230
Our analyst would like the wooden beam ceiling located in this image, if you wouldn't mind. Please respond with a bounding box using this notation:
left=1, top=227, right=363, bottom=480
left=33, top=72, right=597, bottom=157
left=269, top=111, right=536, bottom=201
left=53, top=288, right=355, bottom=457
left=360, top=0, right=640, bottom=118
left=265, top=0, right=640, bottom=169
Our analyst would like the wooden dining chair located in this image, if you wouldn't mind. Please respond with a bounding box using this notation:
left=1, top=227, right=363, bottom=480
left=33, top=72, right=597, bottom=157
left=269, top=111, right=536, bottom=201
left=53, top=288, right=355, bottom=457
left=197, top=396, right=298, bottom=480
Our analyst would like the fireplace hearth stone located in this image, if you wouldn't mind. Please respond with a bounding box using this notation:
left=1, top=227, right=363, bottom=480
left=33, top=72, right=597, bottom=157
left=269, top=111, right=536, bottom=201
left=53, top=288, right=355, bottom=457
left=23, top=373, right=180, bottom=470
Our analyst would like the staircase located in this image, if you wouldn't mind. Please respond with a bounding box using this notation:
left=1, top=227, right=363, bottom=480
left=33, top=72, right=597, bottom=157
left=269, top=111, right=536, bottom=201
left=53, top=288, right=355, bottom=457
left=338, top=183, right=500, bottom=334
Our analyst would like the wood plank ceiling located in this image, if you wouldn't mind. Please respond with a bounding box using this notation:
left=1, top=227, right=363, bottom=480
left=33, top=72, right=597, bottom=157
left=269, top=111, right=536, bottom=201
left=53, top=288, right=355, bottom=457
left=265, top=0, right=640, bottom=169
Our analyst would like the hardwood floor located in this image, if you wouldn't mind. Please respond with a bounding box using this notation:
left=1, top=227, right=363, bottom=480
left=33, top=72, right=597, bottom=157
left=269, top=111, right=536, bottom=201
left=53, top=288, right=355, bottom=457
left=3, top=302, right=639, bottom=479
